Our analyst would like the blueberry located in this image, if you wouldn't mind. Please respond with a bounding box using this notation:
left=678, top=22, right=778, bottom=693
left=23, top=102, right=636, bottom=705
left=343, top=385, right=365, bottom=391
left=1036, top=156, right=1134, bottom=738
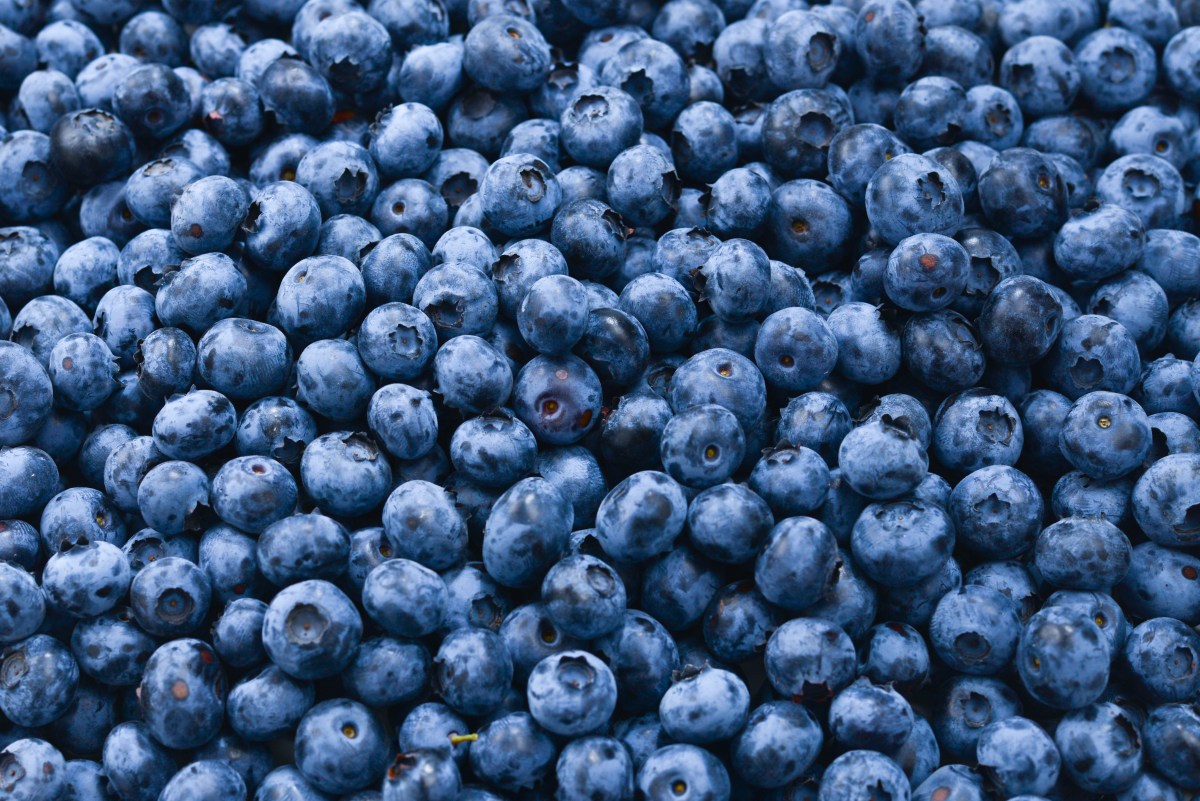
left=382, top=750, right=461, bottom=801
left=1018, top=605, right=1111, bottom=710
left=261, top=579, right=363, bottom=681
left=636, top=744, right=731, bottom=801
left=294, top=699, right=388, bottom=794
left=929, top=585, right=1021, bottom=675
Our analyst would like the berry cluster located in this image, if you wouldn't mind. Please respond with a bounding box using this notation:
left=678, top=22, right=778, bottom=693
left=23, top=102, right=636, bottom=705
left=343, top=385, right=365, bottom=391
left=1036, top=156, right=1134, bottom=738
left=0, top=0, right=1199, bottom=800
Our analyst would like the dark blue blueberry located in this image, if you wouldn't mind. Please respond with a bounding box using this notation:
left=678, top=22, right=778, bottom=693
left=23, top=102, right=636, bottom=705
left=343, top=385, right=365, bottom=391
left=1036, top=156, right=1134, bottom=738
left=851, top=499, right=955, bottom=588
left=929, top=585, right=1021, bottom=675
left=1055, top=701, right=1144, bottom=793
left=261, top=579, right=362, bottom=681
left=137, top=638, right=224, bottom=750
left=764, top=617, right=855, bottom=702
left=383, top=480, right=468, bottom=570
left=293, top=698, right=388, bottom=794
left=212, top=597, right=267, bottom=669
left=636, top=744, right=730, bottom=801
left=1018, top=605, right=1111, bottom=710
left=830, top=677, right=914, bottom=751
left=866, top=153, right=965, bottom=245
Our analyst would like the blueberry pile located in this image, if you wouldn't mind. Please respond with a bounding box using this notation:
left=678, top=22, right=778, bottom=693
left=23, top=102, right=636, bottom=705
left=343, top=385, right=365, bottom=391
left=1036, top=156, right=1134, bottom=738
left=1, top=0, right=1200, bottom=799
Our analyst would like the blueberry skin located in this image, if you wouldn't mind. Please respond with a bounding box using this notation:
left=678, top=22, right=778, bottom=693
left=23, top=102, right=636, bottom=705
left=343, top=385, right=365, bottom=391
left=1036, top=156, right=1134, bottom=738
left=828, top=677, right=914, bottom=752
left=536, top=446, right=607, bottom=529
left=604, top=144, right=679, bottom=228
left=0, top=450, right=56, bottom=522
left=293, top=699, right=388, bottom=795
left=500, top=601, right=584, bottom=685
left=151, top=390, right=236, bottom=462
left=1040, top=314, right=1142, bottom=400
left=61, top=758, right=115, bottom=801
left=0, top=563, right=43, bottom=644
left=1054, top=202, right=1146, bottom=282
left=271, top=255, right=367, bottom=345
left=135, top=327, right=196, bottom=401
left=253, top=767, right=330, bottom=801
left=462, top=13, right=551, bottom=94
left=1059, top=391, right=1151, bottom=481
left=930, top=675, right=1021, bottom=762
left=1133, top=453, right=1200, bottom=548
left=1096, top=154, right=1187, bottom=230
left=262, top=580, right=362, bottom=681
left=300, top=432, right=392, bottom=518
left=397, top=702, right=472, bottom=766
left=522, top=650, right=616, bottom=737
left=1054, top=701, right=1144, bottom=793
left=52, top=236, right=119, bottom=314
left=839, top=419, right=928, bottom=500
left=1118, top=772, right=1187, bottom=801
left=851, top=499, right=955, bottom=589
left=779, top=390, right=853, bottom=460
left=211, top=597, right=267, bottom=669
left=470, top=711, right=557, bottom=793
left=167, top=175, right=249, bottom=256
left=587, top=609, right=677, bottom=715
left=210, top=455, right=298, bottom=534
left=731, top=700, right=822, bottom=789
left=1035, top=516, right=1132, bottom=592
left=412, top=260, right=498, bottom=340
left=136, top=638, right=225, bottom=750
left=636, top=743, right=731, bottom=801
left=754, top=516, right=837, bottom=612
left=0, top=341, right=53, bottom=446
left=366, top=383, right=438, bottom=461
left=512, top=354, right=603, bottom=445
left=1117, top=542, right=1200, bottom=624
left=383, top=480, right=468, bottom=571
left=866, top=153, right=965, bottom=245
left=359, top=303, right=438, bottom=382
left=949, top=465, right=1043, bottom=559
left=933, top=389, right=1024, bottom=474
left=658, top=664, right=749, bottom=747
left=555, top=736, right=633, bottom=801
left=0, top=634, right=78, bottom=729
left=46, top=109, right=135, bottom=193
left=433, top=628, right=513, bottom=718
left=687, top=483, right=773, bottom=565
left=482, top=476, right=573, bottom=588
left=257, top=511, right=351, bottom=586
left=819, top=750, right=911, bottom=801
left=362, top=559, right=446, bottom=639
left=998, top=35, right=1080, bottom=117
left=42, top=540, right=131, bottom=619
left=639, top=545, right=723, bottom=634
left=595, top=470, right=688, bottom=564
left=978, top=147, right=1068, bottom=239
left=39, top=487, right=125, bottom=552
left=102, top=723, right=174, bottom=801
left=1018, top=605, right=1111, bottom=710
left=1143, top=703, right=1200, bottom=790
left=764, top=617, right=856, bottom=701
left=559, top=86, right=643, bottom=171
left=979, top=276, right=1063, bottom=366
left=975, top=717, right=1060, bottom=797
left=381, top=750, right=460, bottom=801
left=241, top=181, right=322, bottom=271
left=929, top=585, right=1021, bottom=675
left=1123, top=617, right=1200, bottom=703
left=295, top=339, right=377, bottom=422
left=129, top=556, right=212, bottom=638
left=197, top=318, right=293, bottom=402
left=858, top=622, right=930, bottom=691
left=826, top=303, right=900, bottom=385
left=226, top=666, right=314, bottom=743
left=158, top=761, right=245, bottom=801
